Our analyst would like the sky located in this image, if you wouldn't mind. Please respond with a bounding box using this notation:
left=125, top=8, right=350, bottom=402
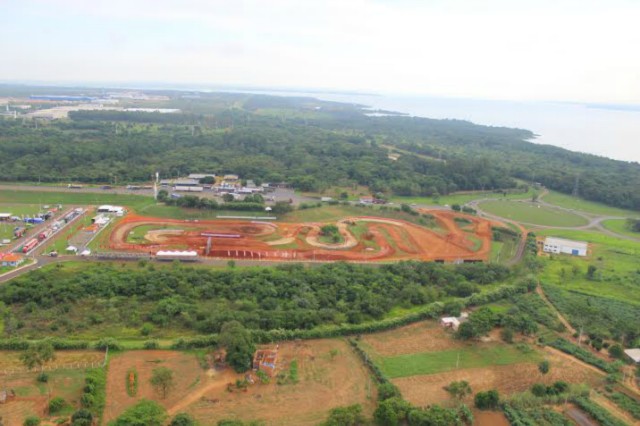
left=1, top=0, right=639, bottom=103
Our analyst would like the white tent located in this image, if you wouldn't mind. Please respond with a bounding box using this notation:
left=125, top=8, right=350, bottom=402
left=66, top=246, right=78, bottom=252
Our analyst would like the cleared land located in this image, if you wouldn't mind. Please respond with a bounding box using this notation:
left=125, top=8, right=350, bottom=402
left=480, top=200, right=589, bottom=227
left=107, top=209, right=492, bottom=262
left=104, top=340, right=375, bottom=426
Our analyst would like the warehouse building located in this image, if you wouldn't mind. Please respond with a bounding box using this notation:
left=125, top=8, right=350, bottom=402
left=542, top=237, right=588, bottom=256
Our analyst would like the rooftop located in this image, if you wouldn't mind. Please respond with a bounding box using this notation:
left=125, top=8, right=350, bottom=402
left=544, top=237, right=588, bottom=250
left=625, top=348, right=640, bottom=363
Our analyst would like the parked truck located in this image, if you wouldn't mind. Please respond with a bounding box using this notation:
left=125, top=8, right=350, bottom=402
left=22, top=238, right=38, bottom=253
left=13, top=227, right=26, bottom=238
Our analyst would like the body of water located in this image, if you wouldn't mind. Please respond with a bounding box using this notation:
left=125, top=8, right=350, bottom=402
left=230, top=89, right=640, bottom=163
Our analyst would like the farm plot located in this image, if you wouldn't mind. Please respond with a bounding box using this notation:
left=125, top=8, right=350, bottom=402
left=0, top=351, right=103, bottom=425
left=103, top=350, right=204, bottom=424
left=360, top=322, right=602, bottom=408
left=480, top=200, right=589, bottom=227
left=181, top=339, right=375, bottom=426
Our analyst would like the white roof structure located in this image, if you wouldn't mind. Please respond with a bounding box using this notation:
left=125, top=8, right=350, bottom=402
left=66, top=246, right=78, bottom=252
left=0, top=213, right=11, bottom=218
left=441, top=317, right=460, bottom=327
left=156, top=250, right=198, bottom=257
left=544, top=237, right=588, bottom=251
left=188, top=173, right=215, bottom=179
left=624, top=348, right=640, bottom=363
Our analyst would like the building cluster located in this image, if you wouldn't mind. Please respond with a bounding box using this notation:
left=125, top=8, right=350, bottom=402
left=160, top=173, right=284, bottom=199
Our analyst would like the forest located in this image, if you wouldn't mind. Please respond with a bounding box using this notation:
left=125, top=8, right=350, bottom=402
left=0, top=261, right=510, bottom=338
left=1, top=90, right=639, bottom=210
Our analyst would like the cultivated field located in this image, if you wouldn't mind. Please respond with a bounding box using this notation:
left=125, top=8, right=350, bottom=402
left=104, top=340, right=376, bottom=425
left=0, top=351, right=104, bottom=425
left=480, top=200, right=589, bottom=227
left=107, top=209, right=493, bottom=262
left=360, top=321, right=603, bottom=408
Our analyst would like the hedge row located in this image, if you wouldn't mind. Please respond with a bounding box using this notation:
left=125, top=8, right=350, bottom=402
left=571, top=397, right=628, bottom=426
left=0, top=338, right=89, bottom=351
left=546, top=338, right=619, bottom=374
left=606, top=391, right=640, bottom=420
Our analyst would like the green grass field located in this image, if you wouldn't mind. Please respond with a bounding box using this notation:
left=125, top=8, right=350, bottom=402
left=480, top=200, right=588, bottom=227
left=537, top=228, right=640, bottom=305
left=391, top=188, right=537, bottom=207
left=0, top=190, right=154, bottom=210
left=601, top=219, right=640, bottom=240
left=380, top=344, right=540, bottom=378
left=542, top=190, right=640, bottom=218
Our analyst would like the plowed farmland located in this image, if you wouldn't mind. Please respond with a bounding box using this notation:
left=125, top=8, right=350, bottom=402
left=108, top=209, right=493, bottom=262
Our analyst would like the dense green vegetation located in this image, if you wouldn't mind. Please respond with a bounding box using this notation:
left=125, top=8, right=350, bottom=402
left=571, top=396, right=628, bottom=426
left=0, top=261, right=510, bottom=339
left=2, top=89, right=640, bottom=210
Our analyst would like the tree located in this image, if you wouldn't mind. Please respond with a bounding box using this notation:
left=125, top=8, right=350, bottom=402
left=474, top=390, right=499, bottom=410
left=222, top=193, right=234, bottom=202
left=111, top=400, right=167, bottom=426
left=586, top=265, right=598, bottom=280
left=20, top=341, right=55, bottom=372
left=374, top=397, right=411, bottom=425
left=378, top=383, right=401, bottom=401
left=219, top=321, right=255, bottom=373
left=48, top=396, right=66, bottom=414
left=538, top=360, right=550, bottom=376
left=321, top=404, right=365, bottom=426
left=70, top=409, right=93, bottom=426
left=608, top=344, right=624, bottom=359
left=444, top=380, right=472, bottom=401
left=170, top=413, right=196, bottom=426
left=23, top=417, right=40, bottom=426
left=150, top=367, right=175, bottom=399
left=531, top=383, right=547, bottom=397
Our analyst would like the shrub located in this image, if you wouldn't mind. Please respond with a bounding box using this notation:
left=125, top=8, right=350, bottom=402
left=71, top=408, right=93, bottom=426
left=94, top=337, right=122, bottom=351
left=475, top=390, right=500, bottom=410
left=49, top=396, right=66, bottom=414
left=144, top=340, right=159, bottom=350
left=23, top=417, right=41, bottom=426
left=170, top=413, right=197, bottom=426
left=36, top=372, right=49, bottom=383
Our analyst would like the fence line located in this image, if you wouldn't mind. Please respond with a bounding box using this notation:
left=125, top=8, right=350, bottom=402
left=1, top=361, right=103, bottom=375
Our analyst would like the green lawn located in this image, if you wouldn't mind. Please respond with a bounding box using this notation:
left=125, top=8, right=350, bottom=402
left=543, top=190, right=640, bottom=218
left=601, top=219, right=640, bottom=239
left=391, top=188, right=536, bottom=207
left=0, top=189, right=154, bottom=210
left=381, top=344, right=540, bottom=378
left=490, top=238, right=517, bottom=264
left=537, top=229, right=640, bottom=304
left=480, top=200, right=588, bottom=227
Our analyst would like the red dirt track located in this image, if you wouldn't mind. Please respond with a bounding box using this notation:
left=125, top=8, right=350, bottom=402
left=109, top=210, right=492, bottom=262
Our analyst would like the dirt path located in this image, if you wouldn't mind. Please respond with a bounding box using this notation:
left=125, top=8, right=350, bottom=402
left=542, top=347, right=606, bottom=377
left=592, top=392, right=640, bottom=425
left=536, top=285, right=577, bottom=335
left=565, top=406, right=599, bottom=426
left=166, top=373, right=232, bottom=416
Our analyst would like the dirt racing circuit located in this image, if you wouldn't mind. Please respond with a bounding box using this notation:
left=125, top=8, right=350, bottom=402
left=109, top=210, right=494, bottom=262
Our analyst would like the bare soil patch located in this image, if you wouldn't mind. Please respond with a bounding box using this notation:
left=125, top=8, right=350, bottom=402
left=103, top=350, right=204, bottom=424
left=172, top=339, right=376, bottom=426
left=360, top=321, right=467, bottom=357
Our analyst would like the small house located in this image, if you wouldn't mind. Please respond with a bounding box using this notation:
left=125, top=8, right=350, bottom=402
left=223, top=174, right=239, bottom=182
left=0, top=213, right=11, bottom=221
left=624, top=348, right=640, bottom=364
left=253, top=348, right=278, bottom=376
left=0, top=253, right=24, bottom=268
left=440, top=317, right=460, bottom=330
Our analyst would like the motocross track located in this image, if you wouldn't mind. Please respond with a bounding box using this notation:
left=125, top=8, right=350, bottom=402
left=108, top=210, right=492, bottom=262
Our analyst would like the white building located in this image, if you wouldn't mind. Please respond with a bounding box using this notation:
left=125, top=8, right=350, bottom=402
left=543, top=237, right=588, bottom=257
left=624, top=348, right=640, bottom=364
left=188, top=173, right=216, bottom=180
